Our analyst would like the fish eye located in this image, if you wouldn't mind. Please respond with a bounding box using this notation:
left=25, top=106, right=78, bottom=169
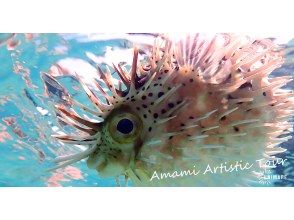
left=105, top=108, right=143, bottom=144
left=116, top=118, right=134, bottom=134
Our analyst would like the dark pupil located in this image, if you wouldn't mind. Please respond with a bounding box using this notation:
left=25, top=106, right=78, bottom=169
left=116, top=118, right=134, bottom=134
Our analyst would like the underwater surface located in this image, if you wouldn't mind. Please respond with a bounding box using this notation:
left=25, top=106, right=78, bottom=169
left=0, top=33, right=293, bottom=187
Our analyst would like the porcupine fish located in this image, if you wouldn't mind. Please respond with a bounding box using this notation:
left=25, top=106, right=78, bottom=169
left=46, top=34, right=294, bottom=186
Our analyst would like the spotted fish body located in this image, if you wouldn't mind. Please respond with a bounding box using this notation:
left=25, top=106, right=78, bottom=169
left=49, top=34, right=294, bottom=186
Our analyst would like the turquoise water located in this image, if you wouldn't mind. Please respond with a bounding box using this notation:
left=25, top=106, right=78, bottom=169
left=0, top=33, right=293, bottom=186
left=0, top=34, right=134, bottom=186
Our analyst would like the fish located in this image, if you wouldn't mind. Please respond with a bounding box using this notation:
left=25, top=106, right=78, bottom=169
left=46, top=34, right=294, bottom=186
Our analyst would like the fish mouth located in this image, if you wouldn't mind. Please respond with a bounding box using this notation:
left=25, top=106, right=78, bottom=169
left=86, top=144, right=134, bottom=178
left=87, top=150, right=151, bottom=184
left=86, top=136, right=145, bottom=178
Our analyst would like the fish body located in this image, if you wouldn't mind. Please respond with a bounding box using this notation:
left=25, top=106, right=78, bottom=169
left=48, top=34, right=294, bottom=186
